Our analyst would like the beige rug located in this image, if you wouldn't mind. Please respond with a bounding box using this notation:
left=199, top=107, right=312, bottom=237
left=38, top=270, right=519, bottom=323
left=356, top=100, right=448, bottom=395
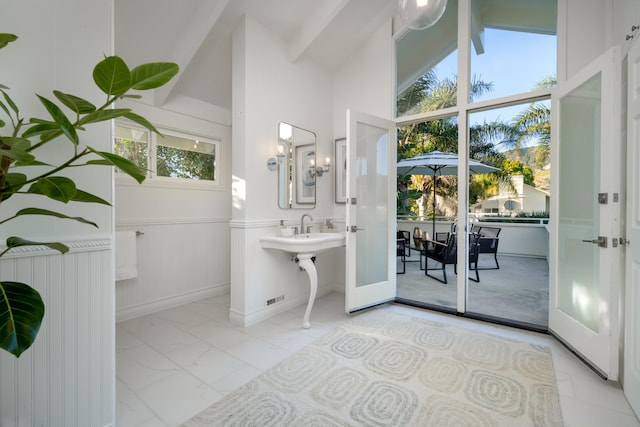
left=182, top=309, right=563, bottom=426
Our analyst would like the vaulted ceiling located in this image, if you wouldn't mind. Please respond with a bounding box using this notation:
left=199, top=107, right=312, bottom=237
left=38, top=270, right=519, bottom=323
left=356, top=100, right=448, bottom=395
left=115, top=0, right=398, bottom=112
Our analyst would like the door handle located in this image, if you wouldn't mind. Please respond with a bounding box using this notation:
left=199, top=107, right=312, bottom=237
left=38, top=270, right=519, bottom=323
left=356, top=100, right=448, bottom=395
left=582, top=236, right=607, bottom=248
left=349, top=226, right=365, bottom=233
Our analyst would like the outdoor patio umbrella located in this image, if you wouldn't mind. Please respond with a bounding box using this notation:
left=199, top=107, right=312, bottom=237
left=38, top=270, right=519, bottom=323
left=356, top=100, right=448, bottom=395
left=396, top=150, right=499, bottom=238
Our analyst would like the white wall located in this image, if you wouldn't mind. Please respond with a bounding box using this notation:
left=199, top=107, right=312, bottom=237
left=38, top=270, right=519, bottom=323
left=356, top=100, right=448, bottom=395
left=0, top=1, right=116, bottom=425
left=230, top=15, right=339, bottom=326
left=113, top=100, right=232, bottom=320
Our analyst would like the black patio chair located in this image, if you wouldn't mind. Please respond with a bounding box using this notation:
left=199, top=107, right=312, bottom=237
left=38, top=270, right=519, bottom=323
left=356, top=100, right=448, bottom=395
left=397, top=230, right=411, bottom=257
left=397, top=238, right=406, bottom=274
left=423, top=233, right=480, bottom=284
left=475, top=226, right=501, bottom=269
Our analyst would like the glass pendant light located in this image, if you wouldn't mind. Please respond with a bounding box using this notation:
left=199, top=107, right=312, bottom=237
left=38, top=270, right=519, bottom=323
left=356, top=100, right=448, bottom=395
left=398, top=0, right=448, bottom=30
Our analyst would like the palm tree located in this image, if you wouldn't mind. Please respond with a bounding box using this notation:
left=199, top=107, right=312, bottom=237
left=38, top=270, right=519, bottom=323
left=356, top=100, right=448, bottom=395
left=397, top=73, right=502, bottom=218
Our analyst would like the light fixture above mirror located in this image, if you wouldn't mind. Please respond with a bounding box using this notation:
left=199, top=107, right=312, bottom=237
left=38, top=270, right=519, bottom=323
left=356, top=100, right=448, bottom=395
left=398, top=0, right=448, bottom=30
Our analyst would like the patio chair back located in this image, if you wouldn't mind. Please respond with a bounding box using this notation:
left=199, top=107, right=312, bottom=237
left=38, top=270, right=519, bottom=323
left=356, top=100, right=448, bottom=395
left=475, top=226, right=501, bottom=269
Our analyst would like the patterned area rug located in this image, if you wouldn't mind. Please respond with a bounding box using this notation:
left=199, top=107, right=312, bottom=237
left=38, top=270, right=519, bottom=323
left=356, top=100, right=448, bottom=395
left=182, top=309, right=563, bottom=426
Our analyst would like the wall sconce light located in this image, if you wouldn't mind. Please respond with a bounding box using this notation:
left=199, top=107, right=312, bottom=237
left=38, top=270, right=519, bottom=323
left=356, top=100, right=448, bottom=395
left=267, top=144, right=287, bottom=171
left=310, top=157, right=331, bottom=177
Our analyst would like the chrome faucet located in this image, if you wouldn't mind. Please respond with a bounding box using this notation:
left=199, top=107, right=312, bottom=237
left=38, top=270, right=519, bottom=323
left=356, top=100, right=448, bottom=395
left=300, top=213, right=313, bottom=235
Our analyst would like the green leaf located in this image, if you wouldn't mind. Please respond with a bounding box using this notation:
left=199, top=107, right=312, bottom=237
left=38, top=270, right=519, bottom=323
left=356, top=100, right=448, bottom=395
left=0, top=137, right=30, bottom=150
left=53, top=90, right=97, bottom=115
left=36, top=95, right=78, bottom=145
left=0, top=147, right=35, bottom=164
left=87, top=147, right=146, bottom=183
left=123, top=112, right=161, bottom=135
left=70, top=189, right=111, bottom=205
left=28, top=176, right=77, bottom=203
left=0, top=34, right=18, bottom=49
left=93, top=56, right=131, bottom=97
left=21, top=123, right=60, bottom=140
left=77, top=108, right=131, bottom=126
left=1, top=88, right=19, bottom=115
left=5, top=236, right=69, bottom=254
left=130, top=62, right=179, bottom=90
left=0, top=281, right=44, bottom=358
left=1, top=173, right=27, bottom=201
left=12, top=208, right=98, bottom=228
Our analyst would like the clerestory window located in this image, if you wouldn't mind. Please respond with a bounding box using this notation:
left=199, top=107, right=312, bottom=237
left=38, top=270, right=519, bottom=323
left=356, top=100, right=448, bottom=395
left=114, top=124, right=219, bottom=186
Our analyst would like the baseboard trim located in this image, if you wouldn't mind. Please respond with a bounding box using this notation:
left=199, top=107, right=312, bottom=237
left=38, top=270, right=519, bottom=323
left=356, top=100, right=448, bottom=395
left=229, top=287, right=333, bottom=327
left=116, top=284, right=230, bottom=322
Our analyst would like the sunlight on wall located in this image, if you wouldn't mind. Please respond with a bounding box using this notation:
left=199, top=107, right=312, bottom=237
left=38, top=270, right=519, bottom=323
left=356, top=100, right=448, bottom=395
left=233, top=175, right=246, bottom=210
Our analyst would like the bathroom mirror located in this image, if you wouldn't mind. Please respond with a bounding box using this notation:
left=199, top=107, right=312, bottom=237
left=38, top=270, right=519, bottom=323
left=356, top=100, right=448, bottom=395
left=278, top=122, right=316, bottom=209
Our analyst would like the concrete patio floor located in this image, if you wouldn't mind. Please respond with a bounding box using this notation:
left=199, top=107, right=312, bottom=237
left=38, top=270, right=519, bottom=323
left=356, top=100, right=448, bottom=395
left=396, top=249, right=549, bottom=328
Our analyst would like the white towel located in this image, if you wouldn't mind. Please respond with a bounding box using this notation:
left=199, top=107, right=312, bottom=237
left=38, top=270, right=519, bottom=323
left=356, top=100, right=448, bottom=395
left=115, top=231, right=138, bottom=281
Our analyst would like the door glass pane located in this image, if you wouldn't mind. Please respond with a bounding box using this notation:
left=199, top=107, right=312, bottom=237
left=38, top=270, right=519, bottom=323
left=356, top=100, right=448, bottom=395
left=470, top=0, right=557, bottom=103
left=356, top=122, right=389, bottom=287
left=396, top=116, right=460, bottom=310
left=557, top=74, right=601, bottom=332
left=467, top=101, right=551, bottom=328
left=396, top=0, right=458, bottom=117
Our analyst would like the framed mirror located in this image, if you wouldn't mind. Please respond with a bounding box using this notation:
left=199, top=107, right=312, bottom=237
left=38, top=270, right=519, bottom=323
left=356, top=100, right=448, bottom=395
left=278, top=122, right=316, bottom=209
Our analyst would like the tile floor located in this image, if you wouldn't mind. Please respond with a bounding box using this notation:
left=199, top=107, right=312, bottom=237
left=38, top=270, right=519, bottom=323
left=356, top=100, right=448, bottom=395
left=116, top=292, right=640, bottom=427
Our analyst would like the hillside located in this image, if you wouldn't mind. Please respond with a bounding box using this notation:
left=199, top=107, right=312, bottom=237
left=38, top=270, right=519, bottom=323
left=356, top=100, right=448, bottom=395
left=503, top=146, right=550, bottom=191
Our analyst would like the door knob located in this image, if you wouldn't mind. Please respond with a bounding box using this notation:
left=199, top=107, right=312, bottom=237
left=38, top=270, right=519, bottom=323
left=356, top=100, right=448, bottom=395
left=582, top=236, right=607, bottom=248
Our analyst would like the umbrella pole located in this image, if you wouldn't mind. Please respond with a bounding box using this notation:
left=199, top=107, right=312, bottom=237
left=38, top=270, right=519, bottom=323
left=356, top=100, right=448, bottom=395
left=432, top=171, right=436, bottom=240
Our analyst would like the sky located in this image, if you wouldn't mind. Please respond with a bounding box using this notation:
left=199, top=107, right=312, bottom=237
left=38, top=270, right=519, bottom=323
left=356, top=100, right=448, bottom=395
left=432, top=27, right=556, bottom=144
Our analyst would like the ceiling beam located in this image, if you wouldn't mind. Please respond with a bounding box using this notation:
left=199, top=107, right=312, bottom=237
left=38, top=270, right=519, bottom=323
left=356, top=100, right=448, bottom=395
left=470, top=0, right=485, bottom=55
left=286, top=0, right=351, bottom=63
left=154, top=0, right=231, bottom=106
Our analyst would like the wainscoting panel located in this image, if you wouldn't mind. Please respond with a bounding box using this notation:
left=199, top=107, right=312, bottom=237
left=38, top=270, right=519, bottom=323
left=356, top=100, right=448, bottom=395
left=115, top=219, right=231, bottom=321
left=0, top=241, right=114, bottom=427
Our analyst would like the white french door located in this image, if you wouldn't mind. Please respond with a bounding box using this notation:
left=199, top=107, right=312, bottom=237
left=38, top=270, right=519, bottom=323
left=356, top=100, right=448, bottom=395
left=549, top=46, right=623, bottom=379
left=624, top=37, right=640, bottom=417
left=345, top=109, right=397, bottom=312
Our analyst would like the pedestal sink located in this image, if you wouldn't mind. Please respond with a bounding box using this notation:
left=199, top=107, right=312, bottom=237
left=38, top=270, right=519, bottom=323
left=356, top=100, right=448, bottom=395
left=260, top=232, right=345, bottom=328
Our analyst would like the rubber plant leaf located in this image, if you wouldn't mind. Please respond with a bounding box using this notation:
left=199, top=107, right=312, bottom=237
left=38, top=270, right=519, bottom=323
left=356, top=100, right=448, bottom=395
left=77, top=108, right=131, bottom=127
left=28, top=176, right=77, bottom=203
left=69, top=189, right=111, bottom=206
left=1, top=88, right=19, bottom=115
left=53, top=90, right=97, bottom=115
left=37, top=95, right=78, bottom=145
left=0, top=173, right=27, bottom=201
left=93, top=56, right=131, bottom=97
left=130, top=62, right=179, bottom=90
left=123, top=112, right=161, bottom=135
left=0, top=147, right=35, bottom=164
left=10, top=208, right=98, bottom=228
left=0, top=281, right=44, bottom=357
left=5, top=236, right=69, bottom=253
left=86, top=148, right=146, bottom=183
left=0, top=33, right=17, bottom=49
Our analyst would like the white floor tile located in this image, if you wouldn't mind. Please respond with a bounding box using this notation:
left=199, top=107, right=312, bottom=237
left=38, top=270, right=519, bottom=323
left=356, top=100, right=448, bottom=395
left=116, top=292, right=640, bottom=427
left=225, top=337, right=294, bottom=370
left=116, top=344, right=182, bottom=392
left=135, top=371, right=222, bottom=426
left=165, top=340, right=246, bottom=384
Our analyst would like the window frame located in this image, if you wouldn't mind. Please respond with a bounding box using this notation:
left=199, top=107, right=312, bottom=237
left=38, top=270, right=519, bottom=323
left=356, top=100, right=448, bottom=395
left=114, top=122, right=222, bottom=191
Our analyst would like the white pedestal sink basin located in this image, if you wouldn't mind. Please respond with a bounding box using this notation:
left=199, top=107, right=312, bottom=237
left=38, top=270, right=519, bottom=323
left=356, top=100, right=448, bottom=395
left=260, top=232, right=345, bottom=328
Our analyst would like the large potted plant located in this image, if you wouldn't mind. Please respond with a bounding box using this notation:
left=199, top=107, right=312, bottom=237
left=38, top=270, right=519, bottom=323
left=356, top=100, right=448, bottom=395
left=0, top=33, right=178, bottom=357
